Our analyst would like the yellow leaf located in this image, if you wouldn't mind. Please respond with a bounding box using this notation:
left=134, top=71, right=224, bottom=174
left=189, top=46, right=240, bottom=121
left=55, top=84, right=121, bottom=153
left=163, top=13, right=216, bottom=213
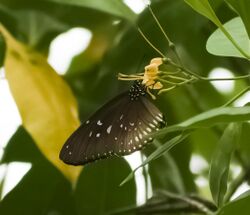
left=0, top=24, right=82, bottom=183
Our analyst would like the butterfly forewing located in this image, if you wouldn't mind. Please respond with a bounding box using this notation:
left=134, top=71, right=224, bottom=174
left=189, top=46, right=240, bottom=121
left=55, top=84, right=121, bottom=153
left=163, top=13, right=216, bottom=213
left=60, top=92, right=129, bottom=165
left=60, top=82, right=165, bottom=166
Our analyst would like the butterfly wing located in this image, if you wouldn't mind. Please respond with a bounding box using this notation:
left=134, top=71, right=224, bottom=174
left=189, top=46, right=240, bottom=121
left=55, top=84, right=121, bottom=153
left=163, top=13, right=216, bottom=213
left=59, top=92, right=165, bottom=165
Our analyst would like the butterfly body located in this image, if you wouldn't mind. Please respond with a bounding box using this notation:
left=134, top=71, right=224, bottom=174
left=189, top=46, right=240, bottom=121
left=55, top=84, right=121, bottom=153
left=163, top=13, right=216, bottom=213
left=60, top=81, right=165, bottom=165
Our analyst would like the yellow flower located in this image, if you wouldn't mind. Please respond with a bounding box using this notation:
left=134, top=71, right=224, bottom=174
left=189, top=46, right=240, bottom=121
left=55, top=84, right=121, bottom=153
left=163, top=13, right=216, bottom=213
left=142, top=58, right=163, bottom=90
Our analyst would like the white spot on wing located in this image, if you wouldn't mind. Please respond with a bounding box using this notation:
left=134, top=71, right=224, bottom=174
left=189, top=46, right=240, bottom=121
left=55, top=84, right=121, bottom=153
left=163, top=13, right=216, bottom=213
left=107, top=125, right=112, bottom=134
left=135, top=136, right=139, bottom=142
left=120, top=114, right=124, bottom=120
left=129, top=122, right=135, bottom=126
left=153, top=119, right=158, bottom=125
left=97, top=120, right=103, bottom=125
left=156, top=116, right=163, bottom=121
left=149, top=123, right=155, bottom=128
left=146, top=127, right=152, bottom=132
left=86, top=120, right=90, bottom=124
left=96, top=133, right=101, bottom=137
left=89, top=131, right=93, bottom=137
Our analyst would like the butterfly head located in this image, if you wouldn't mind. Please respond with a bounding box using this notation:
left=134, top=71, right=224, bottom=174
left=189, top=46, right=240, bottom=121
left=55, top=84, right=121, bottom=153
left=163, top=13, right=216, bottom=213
left=118, top=58, right=164, bottom=100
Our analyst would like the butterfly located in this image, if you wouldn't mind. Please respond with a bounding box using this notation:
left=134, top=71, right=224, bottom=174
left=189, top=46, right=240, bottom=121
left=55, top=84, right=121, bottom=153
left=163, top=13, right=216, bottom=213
left=59, top=80, right=165, bottom=165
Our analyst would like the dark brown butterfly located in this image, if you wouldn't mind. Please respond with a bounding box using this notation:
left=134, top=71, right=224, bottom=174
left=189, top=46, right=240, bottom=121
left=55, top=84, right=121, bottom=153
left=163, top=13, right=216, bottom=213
left=59, top=81, right=165, bottom=165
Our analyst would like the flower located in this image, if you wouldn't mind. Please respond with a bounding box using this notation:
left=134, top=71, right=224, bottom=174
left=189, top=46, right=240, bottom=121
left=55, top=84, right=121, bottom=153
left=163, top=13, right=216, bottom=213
left=143, top=58, right=163, bottom=90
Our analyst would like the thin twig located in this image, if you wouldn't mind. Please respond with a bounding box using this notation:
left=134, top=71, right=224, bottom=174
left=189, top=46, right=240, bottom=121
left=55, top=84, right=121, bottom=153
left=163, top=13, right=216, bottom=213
left=138, top=27, right=165, bottom=58
left=201, top=74, right=250, bottom=81
left=160, top=190, right=214, bottom=215
left=148, top=5, right=183, bottom=65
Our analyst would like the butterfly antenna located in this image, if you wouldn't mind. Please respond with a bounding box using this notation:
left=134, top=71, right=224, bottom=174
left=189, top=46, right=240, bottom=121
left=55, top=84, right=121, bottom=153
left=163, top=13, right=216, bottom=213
left=138, top=27, right=165, bottom=58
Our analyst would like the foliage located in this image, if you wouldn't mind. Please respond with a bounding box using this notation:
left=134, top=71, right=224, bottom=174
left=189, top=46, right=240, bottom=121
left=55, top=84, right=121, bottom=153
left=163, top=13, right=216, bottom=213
left=0, top=0, right=250, bottom=214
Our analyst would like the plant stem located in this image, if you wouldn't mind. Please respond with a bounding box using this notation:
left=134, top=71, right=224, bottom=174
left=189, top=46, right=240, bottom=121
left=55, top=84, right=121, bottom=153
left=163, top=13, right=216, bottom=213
left=141, top=152, right=149, bottom=200
left=138, top=27, right=165, bottom=58
left=201, top=74, right=250, bottom=81
left=223, top=86, right=250, bottom=107
left=147, top=5, right=183, bottom=65
left=160, top=190, right=214, bottom=215
left=168, top=75, right=190, bottom=82
left=163, top=58, right=201, bottom=79
left=158, top=78, right=179, bottom=85
left=164, top=57, right=250, bottom=82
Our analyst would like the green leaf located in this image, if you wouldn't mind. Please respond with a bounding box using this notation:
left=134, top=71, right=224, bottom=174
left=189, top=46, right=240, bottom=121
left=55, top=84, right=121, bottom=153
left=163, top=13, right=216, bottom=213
left=0, top=126, right=79, bottom=214
left=237, top=122, right=250, bottom=168
left=209, top=123, right=241, bottom=207
left=217, top=191, right=250, bottom=215
left=170, top=139, right=197, bottom=193
left=47, top=0, right=136, bottom=23
left=184, top=0, right=222, bottom=27
left=155, top=106, right=250, bottom=137
left=0, top=163, right=77, bottom=215
left=0, top=33, right=5, bottom=66
left=0, top=127, right=44, bottom=164
left=206, top=17, right=250, bottom=58
left=145, top=143, right=185, bottom=194
left=226, top=0, right=250, bottom=38
left=120, top=134, right=189, bottom=186
left=74, top=158, right=136, bottom=215
left=191, top=128, right=219, bottom=160
left=0, top=4, right=68, bottom=48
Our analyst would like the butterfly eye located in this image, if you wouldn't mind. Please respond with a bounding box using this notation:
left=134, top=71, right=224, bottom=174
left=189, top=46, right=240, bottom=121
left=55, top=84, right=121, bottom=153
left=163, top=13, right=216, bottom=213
left=59, top=81, right=165, bottom=166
